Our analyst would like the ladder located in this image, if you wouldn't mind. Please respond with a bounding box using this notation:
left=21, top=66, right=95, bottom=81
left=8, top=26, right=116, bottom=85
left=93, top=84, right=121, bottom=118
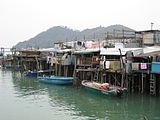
left=93, top=72, right=99, bottom=81
left=93, top=65, right=99, bottom=81
left=150, top=74, right=156, bottom=95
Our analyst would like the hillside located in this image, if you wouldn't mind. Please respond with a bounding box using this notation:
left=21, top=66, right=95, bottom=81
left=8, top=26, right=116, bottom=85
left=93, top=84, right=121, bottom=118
left=14, top=25, right=135, bottom=49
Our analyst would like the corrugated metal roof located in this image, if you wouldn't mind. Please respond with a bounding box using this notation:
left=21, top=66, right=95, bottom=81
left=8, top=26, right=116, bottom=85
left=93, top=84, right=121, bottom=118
left=135, top=50, right=160, bottom=57
left=39, top=48, right=73, bottom=53
left=39, top=48, right=56, bottom=52
left=143, top=46, right=160, bottom=53
left=56, top=49, right=73, bottom=53
left=100, top=48, right=143, bottom=56
left=73, top=48, right=100, bottom=54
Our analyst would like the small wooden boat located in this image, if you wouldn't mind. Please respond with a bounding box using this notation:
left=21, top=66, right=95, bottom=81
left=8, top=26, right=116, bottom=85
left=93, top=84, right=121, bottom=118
left=38, top=75, right=74, bottom=85
left=81, top=80, right=127, bottom=97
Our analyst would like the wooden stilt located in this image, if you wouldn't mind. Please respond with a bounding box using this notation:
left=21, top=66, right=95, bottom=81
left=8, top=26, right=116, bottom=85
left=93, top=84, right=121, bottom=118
left=141, top=73, right=144, bottom=94
left=132, top=75, right=134, bottom=93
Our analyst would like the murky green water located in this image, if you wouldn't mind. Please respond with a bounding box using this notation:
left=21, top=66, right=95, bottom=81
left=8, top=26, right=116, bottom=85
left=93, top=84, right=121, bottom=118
left=0, top=69, right=160, bottom=120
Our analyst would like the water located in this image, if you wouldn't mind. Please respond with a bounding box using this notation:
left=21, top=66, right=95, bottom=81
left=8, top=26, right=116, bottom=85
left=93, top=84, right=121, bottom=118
left=0, top=70, right=160, bottom=120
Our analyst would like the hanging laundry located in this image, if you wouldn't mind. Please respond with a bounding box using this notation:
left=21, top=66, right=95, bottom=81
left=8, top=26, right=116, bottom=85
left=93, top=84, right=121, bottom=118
left=46, top=56, right=50, bottom=63
left=50, top=57, right=54, bottom=66
left=62, top=53, right=68, bottom=60
left=132, top=63, right=139, bottom=70
left=85, top=41, right=93, bottom=48
left=140, top=63, right=147, bottom=70
left=105, top=61, right=110, bottom=69
left=125, top=62, right=132, bottom=73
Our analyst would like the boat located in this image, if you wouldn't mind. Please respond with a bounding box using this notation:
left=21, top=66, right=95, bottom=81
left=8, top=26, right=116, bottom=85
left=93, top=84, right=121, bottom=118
left=38, top=75, right=74, bottom=85
left=24, top=70, right=53, bottom=77
left=81, top=80, right=127, bottom=97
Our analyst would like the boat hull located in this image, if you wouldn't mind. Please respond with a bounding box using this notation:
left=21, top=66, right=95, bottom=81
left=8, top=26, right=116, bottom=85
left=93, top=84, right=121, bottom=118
left=25, top=71, right=37, bottom=77
left=38, top=76, right=74, bottom=85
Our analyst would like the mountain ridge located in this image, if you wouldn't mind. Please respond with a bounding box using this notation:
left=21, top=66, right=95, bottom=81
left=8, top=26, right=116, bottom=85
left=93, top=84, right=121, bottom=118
left=14, top=25, right=135, bottom=49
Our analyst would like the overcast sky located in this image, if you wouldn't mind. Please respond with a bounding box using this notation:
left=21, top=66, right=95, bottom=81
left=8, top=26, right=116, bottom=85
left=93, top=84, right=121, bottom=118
left=0, top=0, right=160, bottom=48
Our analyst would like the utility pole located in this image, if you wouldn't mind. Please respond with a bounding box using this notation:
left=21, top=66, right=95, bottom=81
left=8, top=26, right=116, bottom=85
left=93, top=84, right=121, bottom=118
left=151, top=22, right=154, bottom=30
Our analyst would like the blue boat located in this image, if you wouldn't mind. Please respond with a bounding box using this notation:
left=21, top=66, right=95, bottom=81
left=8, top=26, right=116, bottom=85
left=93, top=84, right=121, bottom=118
left=24, top=70, right=53, bottom=77
left=24, top=70, right=38, bottom=77
left=38, top=75, right=74, bottom=85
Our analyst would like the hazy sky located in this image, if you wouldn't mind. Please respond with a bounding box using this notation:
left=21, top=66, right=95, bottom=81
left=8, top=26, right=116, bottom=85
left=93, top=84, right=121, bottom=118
left=0, top=0, right=160, bottom=48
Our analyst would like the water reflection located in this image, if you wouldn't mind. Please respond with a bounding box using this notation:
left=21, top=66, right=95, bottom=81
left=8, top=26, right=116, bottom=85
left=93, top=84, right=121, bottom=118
left=41, top=84, right=128, bottom=120
left=11, top=71, right=160, bottom=120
